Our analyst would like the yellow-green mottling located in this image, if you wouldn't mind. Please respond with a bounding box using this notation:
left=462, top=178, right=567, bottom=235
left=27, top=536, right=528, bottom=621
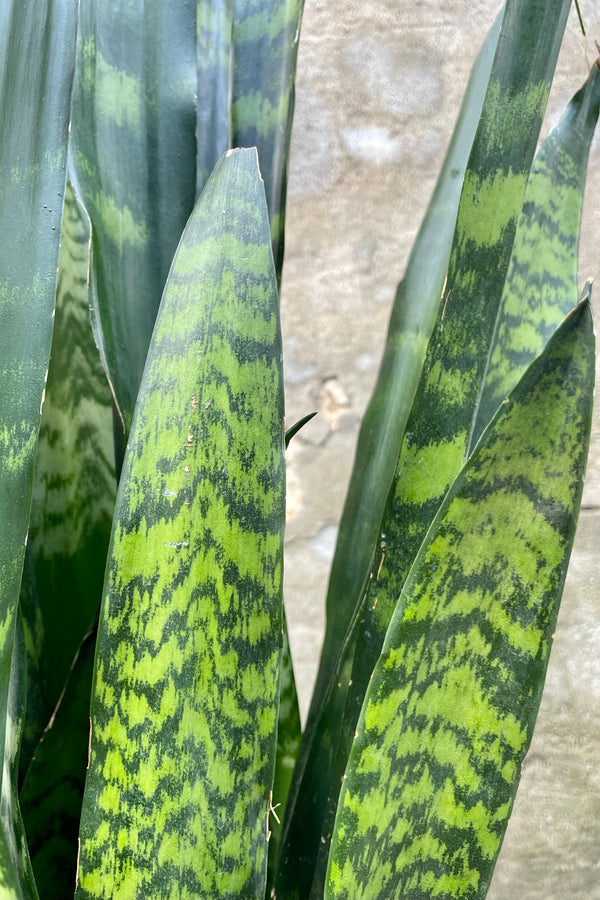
left=76, top=150, right=285, bottom=900
left=475, top=62, right=600, bottom=439
left=325, top=303, right=594, bottom=900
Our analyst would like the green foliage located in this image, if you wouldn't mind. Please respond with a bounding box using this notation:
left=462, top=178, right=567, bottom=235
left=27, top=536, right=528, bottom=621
left=0, top=1, right=596, bottom=899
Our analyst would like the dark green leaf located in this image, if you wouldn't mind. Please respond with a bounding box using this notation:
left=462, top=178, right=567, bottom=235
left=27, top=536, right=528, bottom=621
left=20, top=627, right=96, bottom=900
left=0, top=0, right=77, bottom=892
left=197, top=0, right=305, bottom=281
left=70, top=0, right=198, bottom=427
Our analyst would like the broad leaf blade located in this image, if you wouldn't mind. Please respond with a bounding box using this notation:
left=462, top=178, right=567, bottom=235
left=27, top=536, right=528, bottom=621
left=70, top=0, right=198, bottom=428
left=326, top=299, right=595, bottom=900
left=76, top=148, right=285, bottom=900
left=0, top=0, right=77, bottom=892
left=27, top=179, right=116, bottom=709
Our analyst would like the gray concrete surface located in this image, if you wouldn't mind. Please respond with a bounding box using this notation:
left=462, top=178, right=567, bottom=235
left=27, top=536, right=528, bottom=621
left=280, top=0, right=600, bottom=896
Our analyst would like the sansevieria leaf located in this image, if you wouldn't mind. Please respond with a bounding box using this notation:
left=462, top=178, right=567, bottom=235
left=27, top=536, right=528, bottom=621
left=276, top=1, right=572, bottom=894
left=472, top=58, right=600, bottom=444
left=197, top=0, right=305, bottom=281
left=278, top=18, right=502, bottom=895
left=76, top=148, right=285, bottom=900
left=325, top=299, right=595, bottom=900
left=20, top=626, right=96, bottom=899
left=70, top=0, right=198, bottom=429
left=0, top=0, right=77, bottom=894
left=27, top=179, right=116, bottom=709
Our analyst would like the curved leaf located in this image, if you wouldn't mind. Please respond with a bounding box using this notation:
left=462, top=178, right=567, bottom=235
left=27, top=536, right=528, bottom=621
left=76, top=148, right=285, bottom=900
left=326, top=299, right=595, bottom=900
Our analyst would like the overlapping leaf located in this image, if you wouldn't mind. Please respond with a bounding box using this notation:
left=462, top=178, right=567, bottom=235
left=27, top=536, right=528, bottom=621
left=197, top=0, right=305, bottom=280
left=70, top=0, right=198, bottom=429
left=26, top=180, right=116, bottom=709
left=20, top=627, right=96, bottom=900
left=76, top=148, right=285, bottom=900
left=326, top=299, right=595, bottom=900
left=275, top=1, right=573, bottom=894
left=0, top=0, right=77, bottom=893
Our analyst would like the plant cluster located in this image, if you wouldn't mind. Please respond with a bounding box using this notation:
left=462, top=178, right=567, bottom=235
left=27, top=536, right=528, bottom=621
left=0, top=0, right=597, bottom=898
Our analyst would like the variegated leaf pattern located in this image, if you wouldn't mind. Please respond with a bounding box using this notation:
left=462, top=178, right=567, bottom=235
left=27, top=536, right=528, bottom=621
left=76, top=148, right=285, bottom=900
left=472, top=59, right=600, bottom=443
left=358, top=0, right=572, bottom=667
left=326, top=299, right=595, bottom=900
left=344, top=44, right=600, bottom=786
left=197, top=0, right=305, bottom=280
left=279, top=19, right=503, bottom=897
left=275, top=2, right=573, bottom=895
left=70, top=0, right=198, bottom=428
left=0, top=0, right=77, bottom=894
left=27, top=179, right=116, bottom=708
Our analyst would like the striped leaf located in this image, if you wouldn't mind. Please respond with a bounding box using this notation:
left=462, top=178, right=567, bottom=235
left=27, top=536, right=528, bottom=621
left=0, top=0, right=77, bottom=893
left=319, top=12, right=502, bottom=700
left=76, top=148, right=285, bottom=900
left=27, top=179, right=116, bottom=710
left=70, top=0, right=198, bottom=428
left=275, top=2, right=572, bottom=894
left=197, top=0, right=305, bottom=280
left=281, top=25, right=503, bottom=888
left=341, top=43, right=600, bottom=784
left=472, top=59, right=600, bottom=443
left=326, top=298, right=595, bottom=900
left=356, top=0, right=572, bottom=677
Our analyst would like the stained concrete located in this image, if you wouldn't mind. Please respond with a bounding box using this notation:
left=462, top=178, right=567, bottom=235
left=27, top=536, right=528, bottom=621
left=280, top=0, right=600, bottom=895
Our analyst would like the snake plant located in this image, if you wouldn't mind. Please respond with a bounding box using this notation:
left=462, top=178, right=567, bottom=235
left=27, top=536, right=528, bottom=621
left=0, top=0, right=596, bottom=898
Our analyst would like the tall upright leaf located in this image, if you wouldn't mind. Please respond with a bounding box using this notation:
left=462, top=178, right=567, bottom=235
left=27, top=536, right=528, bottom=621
left=27, top=180, right=116, bottom=709
left=337, top=52, right=600, bottom=812
left=197, top=0, right=305, bottom=280
left=472, top=59, right=600, bottom=443
left=70, top=0, right=198, bottom=428
left=326, top=299, right=595, bottom=900
left=0, top=0, right=77, bottom=892
left=275, top=1, right=571, bottom=894
left=319, top=13, right=502, bottom=698
left=355, top=0, right=572, bottom=690
left=76, top=149, right=285, bottom=900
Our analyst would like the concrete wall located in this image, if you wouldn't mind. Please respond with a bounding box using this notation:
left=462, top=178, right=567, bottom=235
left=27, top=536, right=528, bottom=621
left=281, top=0, right=600, bottom=896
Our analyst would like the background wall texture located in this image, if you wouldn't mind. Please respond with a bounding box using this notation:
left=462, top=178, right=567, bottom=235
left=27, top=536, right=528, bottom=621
left=280, top=0, right=600, bottom=896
